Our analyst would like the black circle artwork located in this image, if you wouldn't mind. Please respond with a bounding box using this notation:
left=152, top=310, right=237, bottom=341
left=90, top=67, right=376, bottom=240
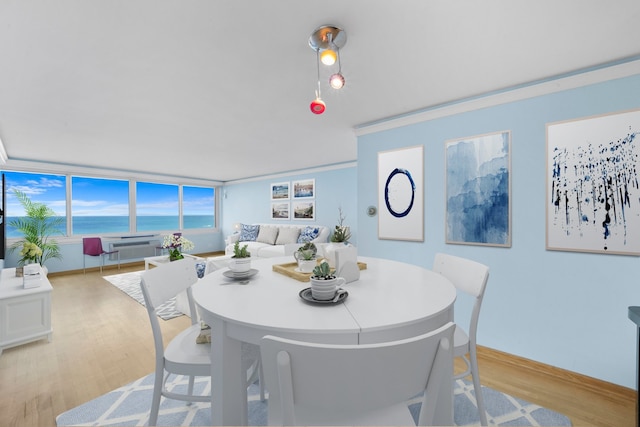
left=384, top=168, right=416, bottom=218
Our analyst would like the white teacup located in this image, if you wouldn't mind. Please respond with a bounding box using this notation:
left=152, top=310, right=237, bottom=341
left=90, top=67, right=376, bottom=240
left=310, top=277, right=346, bottom=301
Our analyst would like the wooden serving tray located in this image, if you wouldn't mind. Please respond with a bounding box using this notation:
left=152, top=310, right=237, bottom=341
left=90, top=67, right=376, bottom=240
left=272, top=260, right=367, bottom=282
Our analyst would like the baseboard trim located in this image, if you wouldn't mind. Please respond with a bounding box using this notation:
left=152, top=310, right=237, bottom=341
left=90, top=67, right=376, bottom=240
left=478, top=345, right=636, bottom=404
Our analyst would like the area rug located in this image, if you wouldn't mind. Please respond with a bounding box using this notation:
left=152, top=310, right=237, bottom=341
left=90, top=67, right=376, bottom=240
left=103, top=271, right=183, bottom=320
left=56, top=374, right=571, bottom=426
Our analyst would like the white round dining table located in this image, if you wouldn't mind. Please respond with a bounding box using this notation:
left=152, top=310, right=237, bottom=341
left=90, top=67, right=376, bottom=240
left=192, top=255, right=456, bottom=426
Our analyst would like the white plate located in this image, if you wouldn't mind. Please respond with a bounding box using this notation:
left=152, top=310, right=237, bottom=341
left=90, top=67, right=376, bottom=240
left=223, top=269, right=258, bottom=280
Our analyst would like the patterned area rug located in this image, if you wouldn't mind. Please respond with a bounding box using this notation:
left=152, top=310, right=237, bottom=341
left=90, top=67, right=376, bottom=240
left=103, top=271, right=183, bottom=320
left=56, top=375, right=571, bottom=426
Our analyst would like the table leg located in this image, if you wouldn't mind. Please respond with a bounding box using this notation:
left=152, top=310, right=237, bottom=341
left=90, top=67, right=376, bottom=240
left=211, top=319, right=247, bottom=426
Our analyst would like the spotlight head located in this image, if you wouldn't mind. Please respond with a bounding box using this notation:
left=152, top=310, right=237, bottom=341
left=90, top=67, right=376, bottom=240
left=320, top=49, right=337, bottom=66
left=310, top=97, right=326, bottom=114
left=329, top=73, right=345, bottom=89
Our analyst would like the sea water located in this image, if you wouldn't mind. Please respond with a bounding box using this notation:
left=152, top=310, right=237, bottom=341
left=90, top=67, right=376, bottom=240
left=4, top=215, right=214, bottom=238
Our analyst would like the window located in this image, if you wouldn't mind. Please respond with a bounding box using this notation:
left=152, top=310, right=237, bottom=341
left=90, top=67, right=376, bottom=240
left=136, top=182, right=179, bottom=232
left=71, top=176, right=129, bottom=235
left=3, top=171, right=66, bottom=238
left=1, top=170, right=217, bottom=237
left=183, top=186, right=215, bottom=229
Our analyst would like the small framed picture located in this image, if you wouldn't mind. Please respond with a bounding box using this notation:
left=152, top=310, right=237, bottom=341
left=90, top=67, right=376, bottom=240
left=292, top=200, right=315, bottom=220
left=270, top=182, right=290, bottom=200
left=292, top=179, right=315, bottom=199
left=271, top=202, right=290, bottom=220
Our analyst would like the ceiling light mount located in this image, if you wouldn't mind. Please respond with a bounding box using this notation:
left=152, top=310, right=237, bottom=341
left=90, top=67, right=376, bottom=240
left=308, top=25, right=347, bottom=53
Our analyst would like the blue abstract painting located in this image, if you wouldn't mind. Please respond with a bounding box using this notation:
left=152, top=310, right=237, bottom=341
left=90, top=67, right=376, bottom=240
left=546, top=109, right=640, bottom=255
left=446, top=131, right=511, bottom=247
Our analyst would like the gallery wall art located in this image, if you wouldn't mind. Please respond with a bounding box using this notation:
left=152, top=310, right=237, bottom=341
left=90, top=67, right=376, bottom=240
left=546, top=108, right=640, bottom=255
left=270, top=182, right=290, bottom=200
left=271, top=202, right=290, bottom=220
left=445, top=131, right=511, bottom=247
left=377, top=145, right=424, bottom=241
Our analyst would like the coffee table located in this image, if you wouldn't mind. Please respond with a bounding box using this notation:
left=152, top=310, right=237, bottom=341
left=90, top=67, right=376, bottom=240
left=144, top=253, right=203, bottom=270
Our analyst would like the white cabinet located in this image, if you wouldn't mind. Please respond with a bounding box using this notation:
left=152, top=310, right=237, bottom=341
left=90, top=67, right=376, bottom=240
left=0, top=268, right=52, bottom=356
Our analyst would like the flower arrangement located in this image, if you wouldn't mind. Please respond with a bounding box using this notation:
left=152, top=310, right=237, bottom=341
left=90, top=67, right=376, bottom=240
left=19, top=242, right=43, bottom=265
left=162, top=234, right=195, bottom=261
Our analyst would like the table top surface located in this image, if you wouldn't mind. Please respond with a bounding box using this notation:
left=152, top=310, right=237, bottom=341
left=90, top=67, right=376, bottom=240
left=0, top=267, right=52, bottom=297
left=193, top=256, right=456, bottom=339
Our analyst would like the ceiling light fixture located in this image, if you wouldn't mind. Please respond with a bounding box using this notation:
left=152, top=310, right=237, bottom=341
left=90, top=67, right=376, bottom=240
left=308, top=25, right=347, bottom=114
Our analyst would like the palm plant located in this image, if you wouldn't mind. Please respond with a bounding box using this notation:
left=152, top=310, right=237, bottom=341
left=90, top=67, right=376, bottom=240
left=8, top=190, right=64, bottom=266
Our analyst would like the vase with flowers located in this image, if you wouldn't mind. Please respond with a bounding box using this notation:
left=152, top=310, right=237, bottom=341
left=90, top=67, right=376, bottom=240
left=162, top=233, right=195, bottom=261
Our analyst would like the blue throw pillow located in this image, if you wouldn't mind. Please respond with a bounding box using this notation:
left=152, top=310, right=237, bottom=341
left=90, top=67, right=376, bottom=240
left=239, top=224, right=260, bottom=242
left=298, top=226, right=320, bottom=243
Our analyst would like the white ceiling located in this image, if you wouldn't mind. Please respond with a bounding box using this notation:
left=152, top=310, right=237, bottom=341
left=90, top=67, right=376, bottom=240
left=1, top=1, right=639, bottom=182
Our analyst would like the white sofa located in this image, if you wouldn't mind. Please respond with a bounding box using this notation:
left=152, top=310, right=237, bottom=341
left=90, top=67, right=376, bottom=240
left=225, top=223, right=330, bottom=258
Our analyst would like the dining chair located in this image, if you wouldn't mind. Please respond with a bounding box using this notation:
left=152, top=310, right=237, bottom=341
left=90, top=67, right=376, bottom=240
left=260, top=322, right=455, bottom=426
left=432, top=253, right=490, bottom=426
left=82, top=237, right=120, bottom=274
left=140, top=257, right=262, bottom=426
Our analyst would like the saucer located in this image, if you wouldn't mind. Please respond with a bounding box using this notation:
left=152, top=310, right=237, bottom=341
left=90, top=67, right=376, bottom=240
left=299, top=287, right=348, bottom=305
left=223, top=268, right=258, bottom=280
left=294, top=267, right=314, bottom=273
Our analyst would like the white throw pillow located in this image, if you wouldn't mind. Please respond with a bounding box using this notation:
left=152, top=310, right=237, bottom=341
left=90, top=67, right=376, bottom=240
left=276, top=227, right=301, bottom=245
left=256, top=226, right=279, bottom=245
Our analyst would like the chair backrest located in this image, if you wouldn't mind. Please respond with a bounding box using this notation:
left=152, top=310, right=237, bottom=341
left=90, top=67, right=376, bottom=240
left=140, top=257, right=198, bottom=310
left=82, top=237, right=104, bottom=256
left=432, top=253, right=489, bottom=339
left=260, top=322, right=455, bottom=426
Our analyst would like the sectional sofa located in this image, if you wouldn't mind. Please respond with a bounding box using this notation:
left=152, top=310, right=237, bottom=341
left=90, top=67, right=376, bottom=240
left=224, top=223, right=330, bottom=258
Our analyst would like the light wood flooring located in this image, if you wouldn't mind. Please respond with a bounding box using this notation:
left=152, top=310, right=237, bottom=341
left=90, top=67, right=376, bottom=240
left=0, top=259, right=635, bottom=427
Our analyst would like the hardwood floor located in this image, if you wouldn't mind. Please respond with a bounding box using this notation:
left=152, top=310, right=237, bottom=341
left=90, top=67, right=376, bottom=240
left=0, top=259, right=635, bottom=427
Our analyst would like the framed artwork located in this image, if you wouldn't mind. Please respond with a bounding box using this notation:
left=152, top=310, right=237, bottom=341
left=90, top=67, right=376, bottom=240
left=271, top=202, right=290, bottom=220
left=270, top=182, right=290, bottom=200
left=546, top=108, right=640, bottom=255
left=292, top=200, right=315, bottom=220
left=377, top=145, right=424, bottom=241
left=293, top=179, right=315, bottom=199
left=445, top=131, right=511, bottom=247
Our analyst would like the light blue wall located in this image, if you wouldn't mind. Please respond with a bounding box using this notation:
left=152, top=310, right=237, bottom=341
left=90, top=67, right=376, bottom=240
left=357, top=73, right=640, bottom=389
left=220, top=166, right=357, bottom=246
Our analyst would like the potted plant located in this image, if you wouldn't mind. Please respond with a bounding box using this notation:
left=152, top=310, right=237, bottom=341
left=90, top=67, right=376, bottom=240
left=294, top=242, right=317, bottom=273
left=309, top=260, right=345, bottom=300
left=8, top=190, right=63, bottom=272
left=229, top=240, right=251, bottom=273
left=330, top=207, right=351, bottom=243
left=326, top=207, right=352, bottom=268
left=162, top=233, right=195, bottom=261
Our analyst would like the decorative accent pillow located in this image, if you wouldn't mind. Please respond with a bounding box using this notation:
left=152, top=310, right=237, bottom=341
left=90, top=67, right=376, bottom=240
left=298, top=226, right=320, bottom=243
left=239, top=224, right=260, bottom=241
left=256, top=226, right=279, bottom=245
left=276, top=227, right=301, bottom=245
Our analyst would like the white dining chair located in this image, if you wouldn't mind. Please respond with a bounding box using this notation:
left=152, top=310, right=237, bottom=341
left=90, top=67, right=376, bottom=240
left=140, top=257, right=261, bottom=426
left=260, top=322, right=455, bottom=426
left=432, top=252, right=490, bottom=426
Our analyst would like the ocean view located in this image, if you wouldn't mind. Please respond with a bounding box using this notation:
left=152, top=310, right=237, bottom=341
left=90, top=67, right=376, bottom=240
left=4, top=215, right=214, bottom=238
